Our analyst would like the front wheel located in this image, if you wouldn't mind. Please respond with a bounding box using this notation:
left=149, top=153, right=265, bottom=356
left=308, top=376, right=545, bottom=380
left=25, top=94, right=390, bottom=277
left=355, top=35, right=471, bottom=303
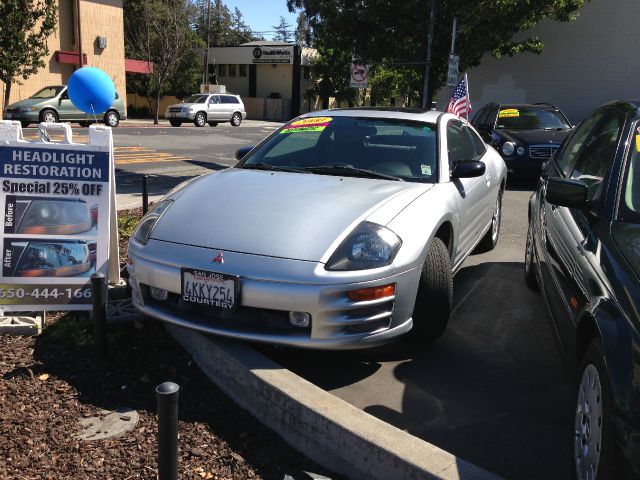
left=194, top=112, right=206, bottom=127
left=104, top=110, right=120, bottom=127
left=524, top=221, right=539, bottom=290
left=40, top=109, right=58, bottom=124
left=169, top=120, right=182, bottom=127
left=410, top=237, right=453, bottom=342
left=477, top=188, right=503, bottom=252
left=231, top=112, right=242, bottom=127
left=574, top=341, right=617, bottom=480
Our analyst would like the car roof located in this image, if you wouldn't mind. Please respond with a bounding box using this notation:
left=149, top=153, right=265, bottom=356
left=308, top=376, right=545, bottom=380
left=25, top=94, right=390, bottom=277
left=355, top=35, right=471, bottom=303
left=298, top=107, right=443, bottom=123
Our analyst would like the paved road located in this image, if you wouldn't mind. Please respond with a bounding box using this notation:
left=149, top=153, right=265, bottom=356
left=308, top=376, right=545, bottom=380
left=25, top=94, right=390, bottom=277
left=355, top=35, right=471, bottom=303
left=260, top=183, right=574, bottom=480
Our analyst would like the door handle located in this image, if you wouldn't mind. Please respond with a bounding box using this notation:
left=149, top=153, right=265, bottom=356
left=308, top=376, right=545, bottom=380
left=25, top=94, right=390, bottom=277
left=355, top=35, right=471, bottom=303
left=485, top=175, right=491, bottom=187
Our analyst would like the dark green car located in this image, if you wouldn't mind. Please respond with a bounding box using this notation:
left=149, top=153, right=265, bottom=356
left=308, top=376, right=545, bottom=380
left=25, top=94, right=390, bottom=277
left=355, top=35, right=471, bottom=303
left=3, top=85, right=126, bottom=128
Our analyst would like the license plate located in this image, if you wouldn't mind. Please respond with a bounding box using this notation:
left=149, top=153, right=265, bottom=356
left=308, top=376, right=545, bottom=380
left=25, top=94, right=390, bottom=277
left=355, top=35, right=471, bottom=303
left=181, top=267, right=238, bottom=310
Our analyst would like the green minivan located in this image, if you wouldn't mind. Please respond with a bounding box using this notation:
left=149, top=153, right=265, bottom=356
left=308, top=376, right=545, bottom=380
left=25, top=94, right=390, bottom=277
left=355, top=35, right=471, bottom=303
left=3, top=85, right=127, bottom=128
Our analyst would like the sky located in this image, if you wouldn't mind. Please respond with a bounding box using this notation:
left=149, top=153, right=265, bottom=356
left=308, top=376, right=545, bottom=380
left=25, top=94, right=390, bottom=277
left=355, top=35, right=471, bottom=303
left=223, top=0, right=299, bottom=40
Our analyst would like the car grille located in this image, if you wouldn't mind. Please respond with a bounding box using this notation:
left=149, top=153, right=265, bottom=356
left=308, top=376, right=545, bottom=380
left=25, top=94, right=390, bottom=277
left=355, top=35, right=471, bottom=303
left=168, top=107, right=183, bottom=113
left=5, top=108, right=19, bottom=114
left=529, top=144, right=559, bottom=160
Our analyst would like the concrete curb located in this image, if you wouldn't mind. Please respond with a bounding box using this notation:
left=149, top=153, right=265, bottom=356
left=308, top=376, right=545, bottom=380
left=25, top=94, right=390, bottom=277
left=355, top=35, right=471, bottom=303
left=167, top=324, right=502, bottom=480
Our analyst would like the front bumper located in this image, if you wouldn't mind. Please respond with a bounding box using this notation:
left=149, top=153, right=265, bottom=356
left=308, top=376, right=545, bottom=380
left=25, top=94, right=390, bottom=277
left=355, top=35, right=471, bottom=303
left=128, top=239, right=420, bottom=349
left=503, top=156, right=546, bottom=177
left=4, top=110, right=39, bottom=122
left=164, top=110, right=196, bottom=121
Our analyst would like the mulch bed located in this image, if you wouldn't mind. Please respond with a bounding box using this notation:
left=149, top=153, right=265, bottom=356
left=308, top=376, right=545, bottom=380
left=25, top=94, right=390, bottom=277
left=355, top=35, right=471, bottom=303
left=0, top=206, right=337, bottom=479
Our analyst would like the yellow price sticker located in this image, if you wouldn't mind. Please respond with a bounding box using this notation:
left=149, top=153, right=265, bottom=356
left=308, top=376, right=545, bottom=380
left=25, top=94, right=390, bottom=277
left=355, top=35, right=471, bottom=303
left=499, top=109, right=520, bottom=118
left=636, top=134, right=640, bottom=152
left=289, top=117, right=333, bottom=126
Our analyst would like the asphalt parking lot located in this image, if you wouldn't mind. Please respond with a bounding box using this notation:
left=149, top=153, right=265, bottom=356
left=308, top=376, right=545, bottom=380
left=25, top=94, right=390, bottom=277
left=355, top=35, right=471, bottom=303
left=27, top=122, right=575, bottom=479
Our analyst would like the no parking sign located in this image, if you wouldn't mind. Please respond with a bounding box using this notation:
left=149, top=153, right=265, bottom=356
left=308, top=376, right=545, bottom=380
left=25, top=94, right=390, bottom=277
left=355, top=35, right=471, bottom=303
left=350, top=63, right=369, bottom=88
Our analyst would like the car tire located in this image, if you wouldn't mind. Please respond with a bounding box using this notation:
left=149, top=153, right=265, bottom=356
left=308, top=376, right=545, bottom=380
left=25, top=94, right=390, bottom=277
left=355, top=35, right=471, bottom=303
left=208, top=121, right=218, bottom=127
left=104, top=110, right=120, bottom=128
left=231, top=112, right=242, bottom=127
left=410, top=237, right=453, bottom=342
left=477, top=187, right=503, bottom=252
left=524, top=221, right=539, bottom=291
left=194, top=112, right=206, bottom=127
left=574, top=340, right=618, bottom=480
left=170, top=120, right=182, bottom=127
left=40, top=109, right=58, bottom=124
left=20, top=121, right=30, bottom=128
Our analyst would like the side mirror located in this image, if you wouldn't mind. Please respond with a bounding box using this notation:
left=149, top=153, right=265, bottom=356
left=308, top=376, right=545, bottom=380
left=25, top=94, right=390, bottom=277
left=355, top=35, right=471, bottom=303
left=451, top=160, right=485, bottom=179
left=235, top=146, right=254, bottom=161
left=546, top=177, right=588, bottom=208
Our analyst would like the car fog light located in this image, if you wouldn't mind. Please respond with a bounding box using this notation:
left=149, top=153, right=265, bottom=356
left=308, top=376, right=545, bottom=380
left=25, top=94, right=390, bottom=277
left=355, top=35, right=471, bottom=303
left=289, top=311, right=310, bottom=327
left=516, top=146, right=525, bottom=156
left=150, top=287, right=168, bottom=301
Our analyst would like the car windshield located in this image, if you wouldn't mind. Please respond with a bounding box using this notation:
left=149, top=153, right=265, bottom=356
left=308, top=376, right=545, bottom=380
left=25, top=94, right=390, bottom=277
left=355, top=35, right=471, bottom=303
left=184, top=95, right=208, bottom=104
left=619, top=130, right=640, bottom=222
left=496, top=107, right=571, bottom=130
left=239, top=116, right=438, bottom=183
left=30, top=86, right=64, bottom=99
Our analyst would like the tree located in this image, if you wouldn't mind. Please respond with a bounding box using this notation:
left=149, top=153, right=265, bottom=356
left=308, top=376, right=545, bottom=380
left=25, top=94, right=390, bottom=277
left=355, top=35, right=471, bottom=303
left=192, top=1, right=259, bottom=47
left=272, top=16, right=293, bottom=43
left=295, top=11, right=311, bottom=46
left=0, top=0, right=57, bottom=115
left=125, top=0, right=201, bottom=123
left=287, top=0, right=590, bottom=103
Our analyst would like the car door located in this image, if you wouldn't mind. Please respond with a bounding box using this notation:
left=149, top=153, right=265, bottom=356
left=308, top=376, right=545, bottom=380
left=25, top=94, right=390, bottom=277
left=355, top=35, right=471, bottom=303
left=222, top=95, right=236, bottom=119
left=208, top=95, right=226, bottom=120
left=447, top=119, right=492, bottom=263
left=540, top=108, right=623, bottom=348
left=57, top=88, right=82, bottom=121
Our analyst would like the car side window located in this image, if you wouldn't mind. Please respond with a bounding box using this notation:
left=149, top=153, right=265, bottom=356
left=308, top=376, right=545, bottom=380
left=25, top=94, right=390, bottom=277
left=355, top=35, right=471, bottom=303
left=465, top=126, right=487, bottom=157
left=209, top=96, right=220, bottom=104
left=60, top=90, right=69, bottom=100
left=447, top=121, right=477, bottom=164
left=569, top=112, right=623, bottom=182
left=554, top=111, right=605, bottom=177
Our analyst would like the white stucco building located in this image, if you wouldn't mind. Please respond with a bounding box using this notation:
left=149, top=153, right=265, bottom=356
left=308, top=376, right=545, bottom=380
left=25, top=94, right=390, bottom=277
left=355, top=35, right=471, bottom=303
left=438, top=0, right=639, bottom=124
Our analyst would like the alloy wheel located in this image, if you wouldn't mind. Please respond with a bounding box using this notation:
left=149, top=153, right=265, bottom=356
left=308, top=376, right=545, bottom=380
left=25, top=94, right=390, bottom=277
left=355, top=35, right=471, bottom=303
left=491, top=193, right=502, bottom=243
left=575, top=364, right=603, bottom=480
left=43, top=111, right=57, bottom=123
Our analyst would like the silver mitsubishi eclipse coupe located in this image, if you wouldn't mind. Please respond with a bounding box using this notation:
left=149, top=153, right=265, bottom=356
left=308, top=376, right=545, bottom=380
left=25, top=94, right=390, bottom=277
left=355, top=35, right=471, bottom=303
left=127, top=108, right=507, bottom=349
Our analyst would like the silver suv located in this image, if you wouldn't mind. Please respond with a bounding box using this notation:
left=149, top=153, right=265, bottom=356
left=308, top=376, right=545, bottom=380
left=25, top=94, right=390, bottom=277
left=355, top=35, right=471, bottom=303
left=165, top=93, right=246, bottom=127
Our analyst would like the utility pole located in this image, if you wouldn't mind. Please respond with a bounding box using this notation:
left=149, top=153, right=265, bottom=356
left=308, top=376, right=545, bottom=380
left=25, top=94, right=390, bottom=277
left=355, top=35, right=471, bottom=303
left=421, top=0, right=437, bottom=110
left=203, top=0, right=212, bottom=88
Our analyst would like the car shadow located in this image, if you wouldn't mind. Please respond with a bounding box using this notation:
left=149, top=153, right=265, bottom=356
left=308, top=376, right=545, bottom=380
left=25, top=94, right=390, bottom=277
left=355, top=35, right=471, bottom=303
left=267, top=261, right=574, bottom=480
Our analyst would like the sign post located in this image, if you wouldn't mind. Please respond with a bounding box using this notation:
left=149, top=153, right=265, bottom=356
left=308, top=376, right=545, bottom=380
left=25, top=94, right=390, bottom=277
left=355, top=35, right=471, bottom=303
left=0, top=121, right=116, bottom=313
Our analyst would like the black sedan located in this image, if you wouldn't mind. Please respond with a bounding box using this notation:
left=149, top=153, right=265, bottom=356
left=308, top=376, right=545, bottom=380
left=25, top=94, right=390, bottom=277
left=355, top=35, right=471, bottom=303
left=525, top=100, right=640, bottom=479
left=472, top=102, right=573, bottom=178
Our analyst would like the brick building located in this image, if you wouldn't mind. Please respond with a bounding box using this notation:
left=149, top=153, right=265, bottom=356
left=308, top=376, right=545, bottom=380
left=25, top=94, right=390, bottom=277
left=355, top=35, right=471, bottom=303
left=1, top=0, right=127, bottom=113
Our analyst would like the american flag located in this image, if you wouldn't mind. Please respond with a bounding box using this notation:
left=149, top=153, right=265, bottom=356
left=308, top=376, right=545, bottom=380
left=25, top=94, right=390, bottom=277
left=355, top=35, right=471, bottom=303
left=447, top=74, right=472, bottom=118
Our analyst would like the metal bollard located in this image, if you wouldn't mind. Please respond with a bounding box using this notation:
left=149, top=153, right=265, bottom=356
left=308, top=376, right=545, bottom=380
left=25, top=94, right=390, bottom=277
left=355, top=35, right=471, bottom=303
left=156, top=382, right=179, bottom=480
left=91, top=272, right=107, bottom=362
left=142, top=174, right=149, bottom=215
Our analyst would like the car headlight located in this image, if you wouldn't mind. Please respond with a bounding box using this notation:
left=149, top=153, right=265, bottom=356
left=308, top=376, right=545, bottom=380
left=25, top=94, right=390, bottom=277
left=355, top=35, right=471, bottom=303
left=19, top=106, right=37, bottom=112
left=16, top=198, right=92, bottom=235
left=516, top=146, right=525, bottom=156
left=502, top=142, right=515, bottom=156
left=133, top=199, right=173, bottom=245
left=326, top=222, right=402, bottom=271
left=182, top=107, right=191, bottom=112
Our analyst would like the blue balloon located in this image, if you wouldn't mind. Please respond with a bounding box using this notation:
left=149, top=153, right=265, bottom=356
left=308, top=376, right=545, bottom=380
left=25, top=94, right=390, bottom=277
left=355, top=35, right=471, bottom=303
left=67, top=67, right=116, bottom=115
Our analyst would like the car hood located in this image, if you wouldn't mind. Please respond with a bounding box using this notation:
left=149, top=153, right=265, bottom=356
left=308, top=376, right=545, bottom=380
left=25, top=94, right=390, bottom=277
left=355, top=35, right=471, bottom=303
left=497, top=128, right=571, bottom=145
left=151, top=168, right=431, bottom=262
left=6, top=98, right=45, bottom=109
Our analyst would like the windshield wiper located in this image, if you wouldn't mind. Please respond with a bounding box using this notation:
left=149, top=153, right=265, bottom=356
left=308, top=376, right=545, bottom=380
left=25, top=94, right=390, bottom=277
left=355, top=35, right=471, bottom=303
left=303, top=165, right=403, bottom=181
left=240, top=163, right=307, bottom=173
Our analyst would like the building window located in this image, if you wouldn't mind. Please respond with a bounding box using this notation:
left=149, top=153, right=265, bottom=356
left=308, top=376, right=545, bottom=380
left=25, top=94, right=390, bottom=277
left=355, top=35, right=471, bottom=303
left=218, top=64, right=226, bottom=77
left=229, top=64, right=237, bottom=77
left=239, top=64, right=247, bottom=77
left=303, top=66, right=310, bottom=80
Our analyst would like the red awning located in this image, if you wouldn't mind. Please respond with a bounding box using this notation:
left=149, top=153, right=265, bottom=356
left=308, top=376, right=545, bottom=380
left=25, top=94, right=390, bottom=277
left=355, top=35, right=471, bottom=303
left=55, top=50, right=87, bottom=65
left=125, top=59, right=153, bottom=74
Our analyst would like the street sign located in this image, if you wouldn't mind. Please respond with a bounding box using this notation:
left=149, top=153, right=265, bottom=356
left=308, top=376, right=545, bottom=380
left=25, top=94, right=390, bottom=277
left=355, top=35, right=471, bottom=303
left=350, top=63, right=369, bottom=88
left=446, top=54, right=460, bottom=87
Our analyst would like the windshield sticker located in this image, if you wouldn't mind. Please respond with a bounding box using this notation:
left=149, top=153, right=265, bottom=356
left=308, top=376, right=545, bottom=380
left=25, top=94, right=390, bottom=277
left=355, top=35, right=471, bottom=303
left=421, top=165, right=432, bottom=175
left=499, top=109, right=520, bottom=118
left=280, top=117, right=332, bottom=134
left=636, top=134, right=640, bottom=152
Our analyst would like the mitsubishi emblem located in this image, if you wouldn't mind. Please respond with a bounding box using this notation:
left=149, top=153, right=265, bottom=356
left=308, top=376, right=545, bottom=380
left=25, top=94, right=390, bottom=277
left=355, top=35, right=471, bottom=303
left=212, top=251, right=224, bottom=264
